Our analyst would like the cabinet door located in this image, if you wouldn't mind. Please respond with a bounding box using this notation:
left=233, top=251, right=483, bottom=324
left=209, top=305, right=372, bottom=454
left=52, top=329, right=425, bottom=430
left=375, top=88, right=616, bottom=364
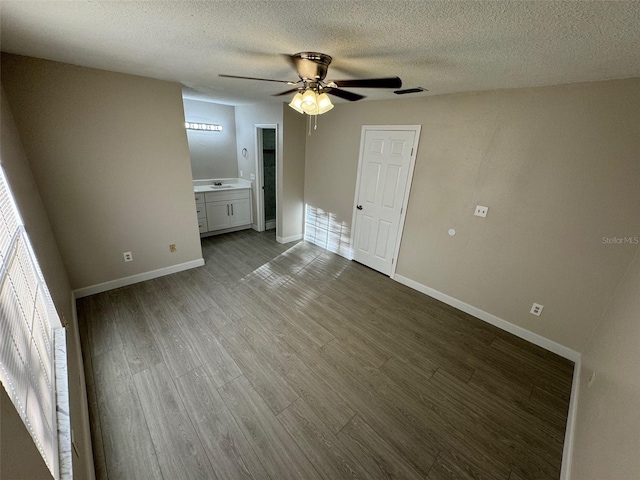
left=229, top=198, right=251, bottom=227
left=206, top=201, right=231, bottom=231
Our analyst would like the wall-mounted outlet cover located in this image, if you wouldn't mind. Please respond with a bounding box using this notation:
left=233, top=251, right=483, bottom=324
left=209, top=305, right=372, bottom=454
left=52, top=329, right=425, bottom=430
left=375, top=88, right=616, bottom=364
left=123, top=251, right=133, bottom=262
left=169, top=244, right=177, bottom=252
left=474, top=205, right=489, bottom=217
left=250, top=173, right=256, bottom=181
left=240, top=170, right=243, bottom=177
left=530, top=302, right=544, bottom=316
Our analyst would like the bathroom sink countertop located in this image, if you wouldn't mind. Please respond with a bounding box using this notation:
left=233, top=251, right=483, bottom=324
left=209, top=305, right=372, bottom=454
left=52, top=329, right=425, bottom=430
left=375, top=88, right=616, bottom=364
left=193, top=181, right=251, bottom=193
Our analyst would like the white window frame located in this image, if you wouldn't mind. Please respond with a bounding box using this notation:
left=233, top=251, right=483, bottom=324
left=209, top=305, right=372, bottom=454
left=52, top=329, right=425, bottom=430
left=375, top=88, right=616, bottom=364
left=0, top=165, right=63, bottom=478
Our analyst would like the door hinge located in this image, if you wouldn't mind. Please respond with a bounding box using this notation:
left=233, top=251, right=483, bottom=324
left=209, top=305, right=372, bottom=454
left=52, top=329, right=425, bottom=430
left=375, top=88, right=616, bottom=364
left=411, top=147, right=414, bottom=156
left=400, top=207, right=403, bottom=215
left=392, top=258, right=394, bottom=264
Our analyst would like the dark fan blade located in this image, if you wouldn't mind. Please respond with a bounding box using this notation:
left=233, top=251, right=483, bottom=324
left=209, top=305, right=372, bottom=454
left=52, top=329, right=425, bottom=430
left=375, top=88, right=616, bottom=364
left=332, top=77, right=402, bottom=89
left=219, top=74, right=297, bottom=85
left=272, top=88, right=301, bottom=97
left=326, top=88, right=365, bottom=102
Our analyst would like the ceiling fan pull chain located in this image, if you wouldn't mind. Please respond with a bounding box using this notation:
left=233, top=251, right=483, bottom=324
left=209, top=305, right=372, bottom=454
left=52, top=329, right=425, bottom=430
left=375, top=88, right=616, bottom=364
left=314, top=114, right=318, bottom=130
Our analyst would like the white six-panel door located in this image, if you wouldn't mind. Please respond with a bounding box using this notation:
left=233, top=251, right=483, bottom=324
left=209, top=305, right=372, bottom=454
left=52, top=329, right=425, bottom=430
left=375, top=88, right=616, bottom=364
left=353, top=128, right=418, bottom=276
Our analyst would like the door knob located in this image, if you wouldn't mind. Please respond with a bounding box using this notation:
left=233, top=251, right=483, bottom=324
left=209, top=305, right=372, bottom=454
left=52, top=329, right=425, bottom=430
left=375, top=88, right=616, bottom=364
left=356, top=205, right=363, bottom=210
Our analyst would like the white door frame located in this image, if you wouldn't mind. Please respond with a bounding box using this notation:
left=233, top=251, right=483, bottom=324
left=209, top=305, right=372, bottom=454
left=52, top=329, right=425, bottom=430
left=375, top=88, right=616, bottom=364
left=254, top=124, right=279, bottom=233
left=350, top=125, right=421, bottom=278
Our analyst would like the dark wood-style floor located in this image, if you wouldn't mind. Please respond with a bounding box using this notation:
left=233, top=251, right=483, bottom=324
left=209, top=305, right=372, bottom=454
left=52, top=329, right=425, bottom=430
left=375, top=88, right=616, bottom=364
left=78, top=230, right=574, bottom=480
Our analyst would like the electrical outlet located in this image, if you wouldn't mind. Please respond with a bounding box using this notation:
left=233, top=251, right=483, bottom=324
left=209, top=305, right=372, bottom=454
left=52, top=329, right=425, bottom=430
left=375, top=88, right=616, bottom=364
left=250, top=173, right=256, bottom=181
left=530, top=303, right=544, bottom=316
left=169, top=244, right=177, bottom=252
left=123, top=251, right=133, bottom=262
left=474, top=205, right=488, bottom=217
left=240, top=170, right=243, bottom=177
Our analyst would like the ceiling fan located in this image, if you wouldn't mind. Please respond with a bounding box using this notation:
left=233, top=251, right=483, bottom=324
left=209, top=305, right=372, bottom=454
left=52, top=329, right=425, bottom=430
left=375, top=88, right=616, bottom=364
left=219, top=52, right=402, bottom=115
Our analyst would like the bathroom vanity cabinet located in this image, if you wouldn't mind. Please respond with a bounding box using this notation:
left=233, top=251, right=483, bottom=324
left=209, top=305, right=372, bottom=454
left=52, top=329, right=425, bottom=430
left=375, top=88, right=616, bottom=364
left=195, top=187, right=252, bottom=235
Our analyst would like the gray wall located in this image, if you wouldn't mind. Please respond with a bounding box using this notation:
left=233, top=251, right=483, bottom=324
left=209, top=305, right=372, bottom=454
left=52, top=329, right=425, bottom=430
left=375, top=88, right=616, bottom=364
left=571, top=245, right=640, bottom=479
left=1, top=54, right=203, bottom=290
left=304, top=78, right=640, bottom=352
left=1, top=85, right=93, bottom=479
left=183, top=98, right=238, bottom=179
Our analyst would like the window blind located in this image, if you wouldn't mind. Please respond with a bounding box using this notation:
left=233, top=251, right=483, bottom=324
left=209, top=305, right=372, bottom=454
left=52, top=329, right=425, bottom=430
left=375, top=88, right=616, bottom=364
left=0, top=166, right=61, bottom=477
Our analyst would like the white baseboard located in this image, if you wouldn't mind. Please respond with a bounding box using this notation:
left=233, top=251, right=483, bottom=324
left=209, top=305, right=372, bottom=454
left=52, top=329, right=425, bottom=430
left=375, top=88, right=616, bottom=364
left=277, top=233, right=303, bottom=244
left=560, top=357, right=581, bottom=480
left=393, top=274, right=581, bottom=362
left=73, top=258, right=205, bottom=298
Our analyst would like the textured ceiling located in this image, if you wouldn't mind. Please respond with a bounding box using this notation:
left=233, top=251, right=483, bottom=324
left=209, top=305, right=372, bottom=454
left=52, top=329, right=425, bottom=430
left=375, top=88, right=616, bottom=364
left=1, top=1, right=639, bottom=105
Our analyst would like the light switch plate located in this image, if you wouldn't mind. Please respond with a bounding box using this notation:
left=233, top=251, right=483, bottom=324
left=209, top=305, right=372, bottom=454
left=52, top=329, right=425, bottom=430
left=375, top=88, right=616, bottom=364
left=250, top=173, right=256, bottom=181
left=474, top=205, right=488, bottom=217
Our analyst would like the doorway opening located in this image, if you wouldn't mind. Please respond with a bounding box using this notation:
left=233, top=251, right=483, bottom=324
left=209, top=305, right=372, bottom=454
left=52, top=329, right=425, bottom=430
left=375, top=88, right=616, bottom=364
left=255, top=124, right=279, bottom=235
left=261, top=128, right=276, bottom=230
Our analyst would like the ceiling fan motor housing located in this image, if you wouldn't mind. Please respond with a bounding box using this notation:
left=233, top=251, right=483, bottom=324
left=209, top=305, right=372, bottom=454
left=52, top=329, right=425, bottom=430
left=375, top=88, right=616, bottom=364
left=294, top=52, right=333, bottom=81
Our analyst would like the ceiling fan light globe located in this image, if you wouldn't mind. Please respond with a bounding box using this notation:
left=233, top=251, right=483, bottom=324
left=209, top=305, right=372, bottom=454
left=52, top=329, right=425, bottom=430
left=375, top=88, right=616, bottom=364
left=316, top=93, right=334, bottom=114
left=317, top=103, right=334, bottom=114
left=302, top=89, right=317, bottom=105
left=300, top=90, right=319, bottom=114
left=301, top=102, right=319, bottom=115
left=288, top=93, right=304, bottom=114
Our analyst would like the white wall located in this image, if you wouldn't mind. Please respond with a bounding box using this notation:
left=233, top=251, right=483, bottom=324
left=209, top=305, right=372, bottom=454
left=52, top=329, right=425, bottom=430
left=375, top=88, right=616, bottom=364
left=571, top=245, right=640, bottom=479
left=234, top=103, right=307, bottom=241
left=1, top=54, right=203, bottom=291
left=234, top=103, right=283, bottom=232
left=281, top=106, right=307, bottom=240
left=183, top=98, right=238, bottom=179
left=304, top=78, right=640, bottom=352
